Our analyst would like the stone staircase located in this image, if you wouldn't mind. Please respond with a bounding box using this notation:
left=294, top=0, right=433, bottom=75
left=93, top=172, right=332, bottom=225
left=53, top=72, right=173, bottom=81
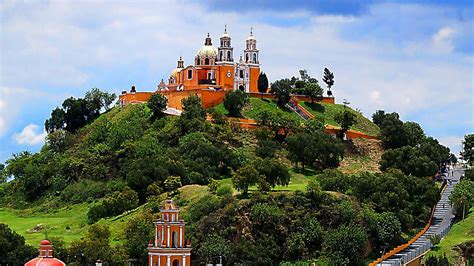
left=375, top=169, right=462, bottom=266
left=286, top=99, right=312, bottom=121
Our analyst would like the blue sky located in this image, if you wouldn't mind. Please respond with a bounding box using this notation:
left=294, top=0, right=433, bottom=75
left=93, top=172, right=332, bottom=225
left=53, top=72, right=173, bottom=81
left=0, top=0, right=473, bottom=164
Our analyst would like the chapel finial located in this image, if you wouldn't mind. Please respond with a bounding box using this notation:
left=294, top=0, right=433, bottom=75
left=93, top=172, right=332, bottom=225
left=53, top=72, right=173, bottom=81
left=224, top=24, right=227, bottom=33
left=250, top=27, right=253, bottom=35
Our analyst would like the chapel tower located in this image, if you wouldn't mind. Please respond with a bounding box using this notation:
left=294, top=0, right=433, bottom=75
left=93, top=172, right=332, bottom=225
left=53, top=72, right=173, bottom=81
left=148, top=198, right=191, bottom=266
left=244, top=27, right=259, bottom=65
left=217, top=25, right=234, bottom=63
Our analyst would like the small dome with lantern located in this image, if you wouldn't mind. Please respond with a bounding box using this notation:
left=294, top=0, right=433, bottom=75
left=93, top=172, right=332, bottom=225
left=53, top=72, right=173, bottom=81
left=196, top=33, right=218, bottom=58
left=25, top=239, right=66, bottom=266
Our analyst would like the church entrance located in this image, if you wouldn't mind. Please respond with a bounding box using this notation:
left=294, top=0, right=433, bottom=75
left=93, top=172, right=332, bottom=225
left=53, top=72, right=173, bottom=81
left=172, top=259, right=180, bottom=266
left=238, top=85, right=244, bottom=91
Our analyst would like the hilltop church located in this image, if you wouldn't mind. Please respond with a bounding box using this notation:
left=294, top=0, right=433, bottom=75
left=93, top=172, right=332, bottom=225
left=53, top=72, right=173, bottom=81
left=167, top=26, right=261, bottom=93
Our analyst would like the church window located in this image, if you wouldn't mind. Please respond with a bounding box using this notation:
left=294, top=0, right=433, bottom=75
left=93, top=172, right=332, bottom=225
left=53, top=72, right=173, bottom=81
left=205, top=58, right=209, bottom=65
left=220, top=52, right=223, bottom=61
left=240, top=70, right=244, bottom=79
left=253, top=54, right=257, bottom=63
left=245, top=54, right=249, bottom=63
left=187, top=69, right=193, bottom=79
left=172, top=231, right=178, bottom=248
left=172, top=260, right=180, bottom=266
left=227, top=51, right=231, bottom=61
left=208, top=72, right=212, bottom=79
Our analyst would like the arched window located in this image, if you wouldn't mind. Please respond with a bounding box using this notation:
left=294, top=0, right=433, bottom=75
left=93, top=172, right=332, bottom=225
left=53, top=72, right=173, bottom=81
left=239, top=85, right=244, bottom=91
left=220, top=52, right=223, bottom=61
left=172, top=231, right=178, bottom=248
left=195, top=57, right=199, bottom=65
left=205, top=58, right=210, bottom=65
left=172, top=260, right=180, bottom=266
left=245, top=54, right=249, bottom=62
left=208, top=72, right=212, bottom=79
left=227, top=51, right=231, bottom=61
left=253, top=54, right=257, bottom=63
left=187, top=69, right=193, bottom=79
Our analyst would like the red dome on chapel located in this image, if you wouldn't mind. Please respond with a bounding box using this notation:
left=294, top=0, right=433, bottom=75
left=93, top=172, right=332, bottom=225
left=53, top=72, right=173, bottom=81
left=24, top=239, right=65, bottom=266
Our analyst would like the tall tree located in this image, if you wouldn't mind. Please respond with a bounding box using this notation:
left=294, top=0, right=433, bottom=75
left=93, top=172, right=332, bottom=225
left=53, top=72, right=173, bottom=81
left=380, top=112, right=408, bottom=149
left=372, top=110, right=386, bottom=127
left=322, top=67, right=335, bottom=94
left=147, top=93, right=168, bottom=121
left=270, top=79, right=292, bottom=107
left=257, top=72, right=269, bottom=93
left=403, top=121, right=425, bottom=147
left=461, top=134, right=474, bottom=165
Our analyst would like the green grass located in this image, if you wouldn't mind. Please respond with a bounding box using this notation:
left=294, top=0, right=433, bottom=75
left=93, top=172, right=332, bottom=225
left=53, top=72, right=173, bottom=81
left=427, top=208, right=474, bottom=262
left=213, top=97, right=303, bottom=121
left=299, top=102, right=380, bottom=136
left=0, top=203, right=90, bottom=245
left=213, top=97, right=380, bottom=136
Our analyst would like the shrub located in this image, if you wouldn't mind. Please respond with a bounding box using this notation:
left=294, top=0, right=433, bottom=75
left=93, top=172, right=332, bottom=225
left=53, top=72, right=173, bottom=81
left=216, top=185, right=233, bottom=197
left=87, top=187, right=139, bottom=223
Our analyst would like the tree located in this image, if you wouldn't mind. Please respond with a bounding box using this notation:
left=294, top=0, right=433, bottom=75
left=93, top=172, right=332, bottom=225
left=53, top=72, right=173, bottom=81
left=304, top=82, right=323, bottom=103
left=147, top=93, right=168, bottom=121
left=461, top=134, right=474, bottom=165
left=449, top=180, right=474, bottom=220
left=254, top=158, right=290, bottom=189
left=323, top=224, right=367, bottom=264
left=270, top=79, right=291, bottom=107
left=376, top=212, right=401, bottom=246
left=84, top=88, right=116, bottom=112
left=287, top=131, right=344, bottom=170
left=124, top=211, right=154, bottom=262
left=0, top=223, right=36, bottom=264
left=181, top=95, right=205, bottom=120
left=257, top=72, right=269, bottom=93
left=379, top=146, right=437, bottom=177
left=69, top=224, right=113, bottom=263
left=372, top=110, right=386, bottom=127
left=223, top=90, right=248, bottom=117
left=0, top=163, right=6, bottom=183
left=322, top=67, right=334, bottom=95
left=380, top=112, right=408, bottom=149
left=403, top=121, right=425, bottom=147
left=334, top=109, right=356, bottom=139
left=232, top=165, right=259, bottom=196
left=164, top=175, right=182, bottom=195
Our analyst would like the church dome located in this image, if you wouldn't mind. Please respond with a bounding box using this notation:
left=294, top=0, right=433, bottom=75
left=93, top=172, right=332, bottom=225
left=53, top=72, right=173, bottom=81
left=197, top=33, right=217, bottom=58
left=170, top=68, right=181, bottom=78
left=197, top=45, right=217, bottom=58
left=25, top=239, right=66, bottom=266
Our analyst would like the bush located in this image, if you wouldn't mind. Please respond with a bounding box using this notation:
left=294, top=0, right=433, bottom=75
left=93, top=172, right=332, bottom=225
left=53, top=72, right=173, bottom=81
left=216, top=185, right=233, bottom=197
left=223, top=90, right=248, bottom=117
left=87, top=187, right=139, bottom=223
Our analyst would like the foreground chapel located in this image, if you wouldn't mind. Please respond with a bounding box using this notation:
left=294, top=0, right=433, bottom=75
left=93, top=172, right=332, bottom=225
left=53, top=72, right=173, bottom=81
left=148, top=198, right=191, bottom=266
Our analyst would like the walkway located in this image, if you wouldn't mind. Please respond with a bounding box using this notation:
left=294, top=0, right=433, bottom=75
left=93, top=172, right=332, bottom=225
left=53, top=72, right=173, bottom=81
left=375, top=167, right=463, bottom=266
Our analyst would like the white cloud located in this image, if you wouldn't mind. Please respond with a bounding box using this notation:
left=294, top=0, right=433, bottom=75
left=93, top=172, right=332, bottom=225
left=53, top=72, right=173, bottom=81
left=13, top=124, right=47, bottom=146
left=438, top=136, right=464, bottom=157
left=0, top=1, right=472, bottom=155
left=432, top=26, right=456, bottom=52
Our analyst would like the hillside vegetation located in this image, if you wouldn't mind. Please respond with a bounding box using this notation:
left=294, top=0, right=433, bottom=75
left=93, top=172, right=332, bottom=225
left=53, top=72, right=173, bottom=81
left=0, top=87, right=457, bottom=265
left=214, top=97, right=380, bottom=136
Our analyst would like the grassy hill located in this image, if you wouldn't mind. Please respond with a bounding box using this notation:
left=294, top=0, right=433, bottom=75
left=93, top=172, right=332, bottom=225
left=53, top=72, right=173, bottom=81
left=426, top=208, right=474, bottom=263
left=213, top=97, right=380, bottom=136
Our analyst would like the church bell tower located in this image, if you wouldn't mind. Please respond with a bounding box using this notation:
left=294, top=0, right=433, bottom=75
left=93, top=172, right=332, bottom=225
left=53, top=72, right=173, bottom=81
left=217, top=25, right=234, bottom=63
left=148, top=198, right=191, bottom=266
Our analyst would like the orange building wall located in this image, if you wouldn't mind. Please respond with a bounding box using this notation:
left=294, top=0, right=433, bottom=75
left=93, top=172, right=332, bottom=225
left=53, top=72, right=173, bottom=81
left=200, top=90, right=227, bottom=109
left=249, top=67, right=260, bottom=93
left=119, top=92, right=153, bottom=104
left=217, top=65, right=235, bottom=90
